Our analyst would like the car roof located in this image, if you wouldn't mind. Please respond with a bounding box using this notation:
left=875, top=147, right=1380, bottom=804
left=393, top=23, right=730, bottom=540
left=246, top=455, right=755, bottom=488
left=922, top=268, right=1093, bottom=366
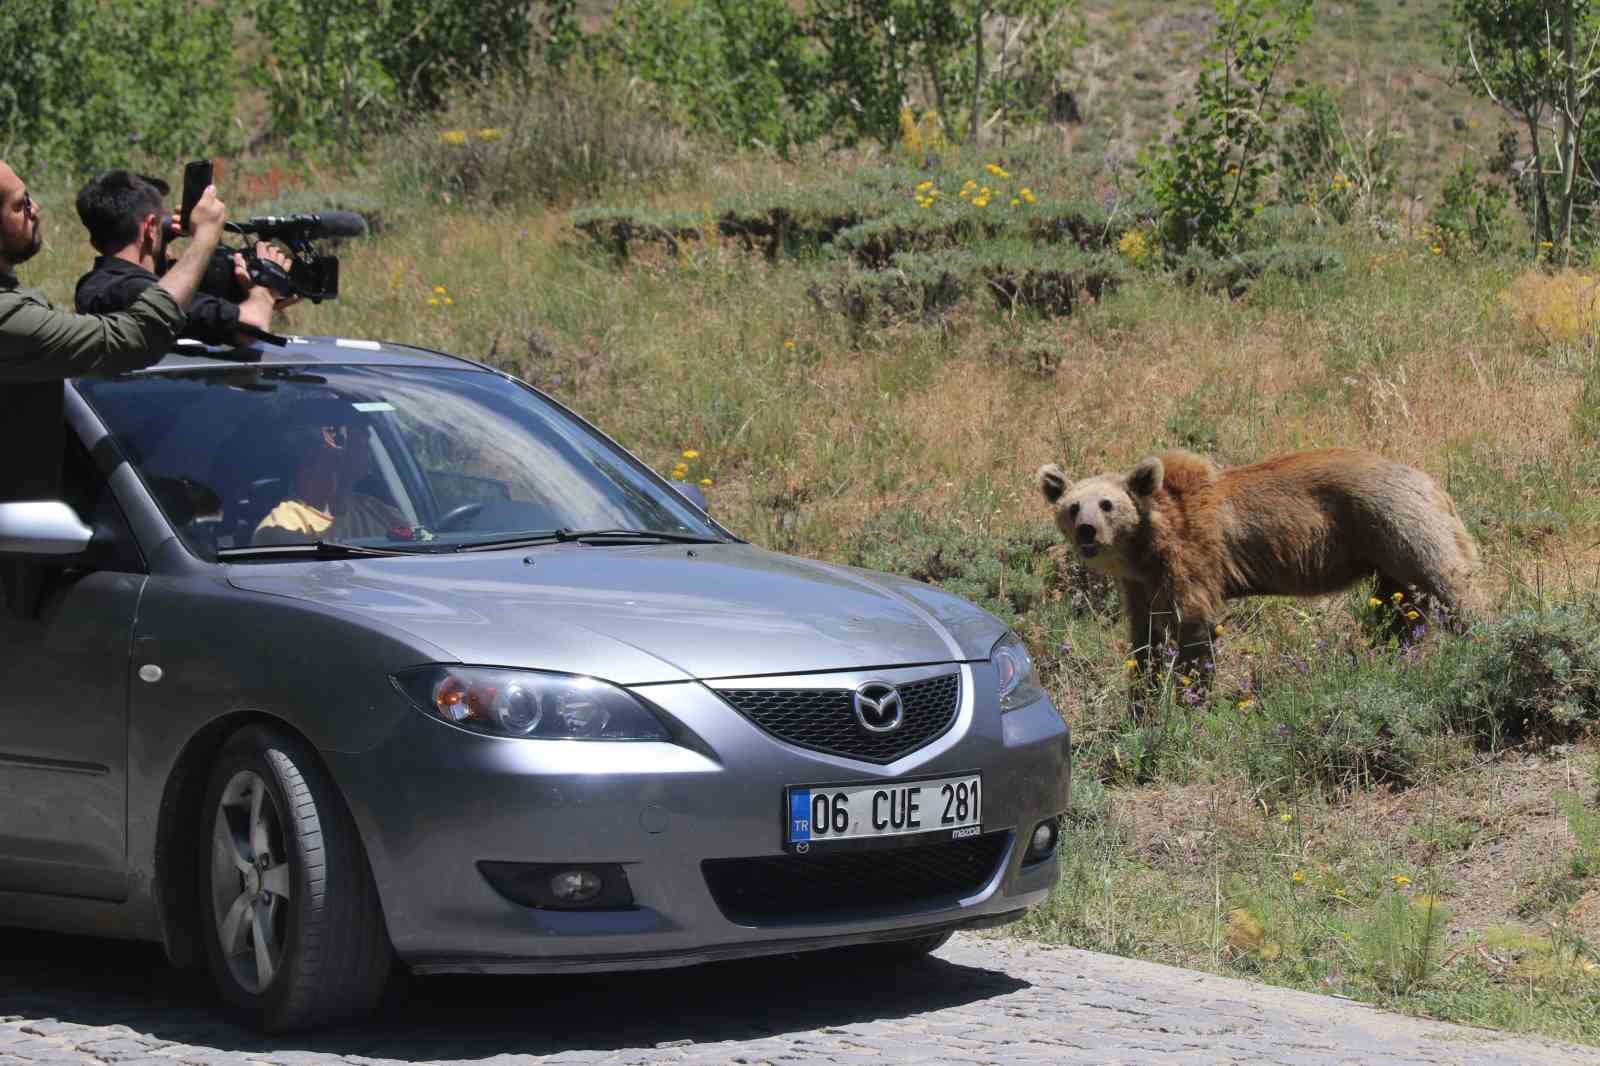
left=129, top=335, right=490, bottom=374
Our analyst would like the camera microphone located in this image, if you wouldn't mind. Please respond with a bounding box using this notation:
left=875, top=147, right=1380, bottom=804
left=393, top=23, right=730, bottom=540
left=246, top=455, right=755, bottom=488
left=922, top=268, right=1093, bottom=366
left=234, top=211, right=368, bottom=240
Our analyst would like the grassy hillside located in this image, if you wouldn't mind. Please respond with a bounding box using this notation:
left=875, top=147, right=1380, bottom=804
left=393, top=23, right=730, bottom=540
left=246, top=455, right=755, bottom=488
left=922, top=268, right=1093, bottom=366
left=13, top=0, right=1600, bottom=1046
left=1071, top=0, right=1505, bottom=212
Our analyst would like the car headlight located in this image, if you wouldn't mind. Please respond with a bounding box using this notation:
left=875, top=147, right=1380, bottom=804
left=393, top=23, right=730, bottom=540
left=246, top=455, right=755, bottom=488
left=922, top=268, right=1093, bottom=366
left=393, top=666, right=671, bottom=740
left=991, top=631, right=1047, bottom=712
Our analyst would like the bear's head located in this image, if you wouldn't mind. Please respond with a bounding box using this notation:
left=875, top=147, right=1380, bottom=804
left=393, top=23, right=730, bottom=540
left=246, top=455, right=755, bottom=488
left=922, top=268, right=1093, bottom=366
left=1035, top=456, right=1163, bottom=574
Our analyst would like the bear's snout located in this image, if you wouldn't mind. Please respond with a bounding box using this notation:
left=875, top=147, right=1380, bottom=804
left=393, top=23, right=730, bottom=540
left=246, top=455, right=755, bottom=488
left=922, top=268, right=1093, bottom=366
left=1075, top=523, right=1098, bottom=545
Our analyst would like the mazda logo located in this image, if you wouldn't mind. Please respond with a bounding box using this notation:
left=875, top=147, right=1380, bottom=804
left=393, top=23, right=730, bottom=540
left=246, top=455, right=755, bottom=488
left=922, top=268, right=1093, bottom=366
left=852, top=682, right=905, bottom=734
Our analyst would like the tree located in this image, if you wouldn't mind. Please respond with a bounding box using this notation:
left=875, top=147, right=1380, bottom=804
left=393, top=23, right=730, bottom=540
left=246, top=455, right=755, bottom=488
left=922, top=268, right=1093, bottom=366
left=1447, top=0, right=1600, bottom=258
left=1139, top=0, right=1315, bottom=256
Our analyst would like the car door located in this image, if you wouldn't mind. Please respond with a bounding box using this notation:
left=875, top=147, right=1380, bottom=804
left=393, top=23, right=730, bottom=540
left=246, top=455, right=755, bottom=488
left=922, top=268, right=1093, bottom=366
left=0, top=437, right=145, bottom=901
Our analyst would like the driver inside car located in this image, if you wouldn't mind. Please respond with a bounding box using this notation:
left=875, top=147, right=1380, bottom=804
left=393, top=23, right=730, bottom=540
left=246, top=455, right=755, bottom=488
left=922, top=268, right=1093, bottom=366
left=253, top=401, right=408, bottom=546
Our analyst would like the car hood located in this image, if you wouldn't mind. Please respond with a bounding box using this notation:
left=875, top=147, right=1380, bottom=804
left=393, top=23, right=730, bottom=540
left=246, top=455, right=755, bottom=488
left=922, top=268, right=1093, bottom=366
left=225, top=542, right=1008, bottom=684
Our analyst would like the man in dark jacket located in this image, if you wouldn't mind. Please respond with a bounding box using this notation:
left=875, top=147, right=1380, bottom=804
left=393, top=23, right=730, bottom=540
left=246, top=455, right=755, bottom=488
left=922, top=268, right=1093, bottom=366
left=72, top=170, right=292, bottom=346
left=0, top=159, right=227, bottom=501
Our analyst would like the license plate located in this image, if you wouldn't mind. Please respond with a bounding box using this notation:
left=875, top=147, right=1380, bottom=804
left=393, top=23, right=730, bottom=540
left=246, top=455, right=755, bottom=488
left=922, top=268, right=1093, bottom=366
left=785, top=772, right=981, bottom=852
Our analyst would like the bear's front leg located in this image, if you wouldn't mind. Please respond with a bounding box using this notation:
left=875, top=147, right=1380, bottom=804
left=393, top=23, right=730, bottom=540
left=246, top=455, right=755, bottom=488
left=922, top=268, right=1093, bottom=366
left=1119, top=579, right=1157, bottom=674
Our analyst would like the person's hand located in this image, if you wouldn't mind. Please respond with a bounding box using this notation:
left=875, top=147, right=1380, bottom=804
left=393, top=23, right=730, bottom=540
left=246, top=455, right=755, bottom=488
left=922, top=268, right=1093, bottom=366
left=186, top=185, right=226, bottom=245
left=254, top=241, right=301, bottom=310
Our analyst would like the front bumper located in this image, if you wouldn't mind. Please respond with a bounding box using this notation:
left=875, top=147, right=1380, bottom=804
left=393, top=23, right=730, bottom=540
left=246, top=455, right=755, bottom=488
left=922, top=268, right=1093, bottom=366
left=329, top=662, right=1071, bottom=974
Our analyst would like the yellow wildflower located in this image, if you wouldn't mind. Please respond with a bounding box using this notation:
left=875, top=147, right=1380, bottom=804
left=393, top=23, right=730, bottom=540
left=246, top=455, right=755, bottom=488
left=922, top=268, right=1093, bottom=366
left=442, top=297, right=454, bottom=306
left=1279, top=812, right=1293, bottom=825
left=1405, top=610, right=1420, bottom=621
left=919, top=201, right=933, bottom=209
left=1020, top=188, right=1036, bottom=204
left=1011, top=198, right=1021, bottom=207
left=1123, top=658, right=1138, bottom=672
left=1430, top=244, right=1442, bottom=256
left=1392, top=592, right=1404, bottom=603
left=699, top=478, right=713, bottom=488
left=1117, top=228, right=1150, bottom=263
left=1291, top=869, right=1306, bottom=884
left=1237, top=698, right=1255, bottom=710
left=1391, top=874, right=1411, bottom=887
left=477, top=127, right=505, bottom=142
left=1540, top=240, right=1554, bottom=249
left=916, top=180, right=935, bottom=192
left=1368, top=596, right=1382, bottom=607
left=985, top=162, right=1011, bottom=178
left=439, top=129, right=468, bottom=146
left=682, top=449, right=700, bottom=460
left=1178, top=675, right=1193, bottom=686
left=671, top=463, right=689, bottom=479
left=783, top=339, right=796, bottom=350
left=434, top=286, right=447, bottom=294
left=1213, top=624, right=1224, bottom=636
left=427, top=298, right=440, bottom=306
left=972, top=196, right=990, bottom=208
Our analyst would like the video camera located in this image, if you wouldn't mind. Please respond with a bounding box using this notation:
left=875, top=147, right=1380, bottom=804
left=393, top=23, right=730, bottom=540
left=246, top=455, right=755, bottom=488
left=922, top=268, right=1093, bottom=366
left=159, top=159, right=365, bottom=306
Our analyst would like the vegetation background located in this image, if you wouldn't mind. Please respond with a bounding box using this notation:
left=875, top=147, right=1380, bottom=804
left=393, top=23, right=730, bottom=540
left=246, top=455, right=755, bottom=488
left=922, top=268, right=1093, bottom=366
left=11, top=0, right=1600, bottom=1045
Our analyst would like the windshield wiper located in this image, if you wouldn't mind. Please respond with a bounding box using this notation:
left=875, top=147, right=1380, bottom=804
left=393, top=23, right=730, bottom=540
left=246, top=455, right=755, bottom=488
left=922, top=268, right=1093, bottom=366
left=453, top=527, right=722, bottom=553
left=217, top=540, right=422, bottom=561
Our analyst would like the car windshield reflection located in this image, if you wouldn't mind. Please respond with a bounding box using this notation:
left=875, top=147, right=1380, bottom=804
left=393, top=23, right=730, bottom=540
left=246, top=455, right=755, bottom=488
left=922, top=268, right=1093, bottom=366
left=76, top=365, right=723, bottom=561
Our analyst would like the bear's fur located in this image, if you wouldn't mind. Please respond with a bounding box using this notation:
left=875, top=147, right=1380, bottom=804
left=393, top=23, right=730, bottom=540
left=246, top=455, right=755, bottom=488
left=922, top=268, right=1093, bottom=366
left=1035, top=448, right=1479, bottom=673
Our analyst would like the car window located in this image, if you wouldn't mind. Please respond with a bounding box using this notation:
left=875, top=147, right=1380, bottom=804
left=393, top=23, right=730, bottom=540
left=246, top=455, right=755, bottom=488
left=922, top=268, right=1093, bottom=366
left=75, top=364, right=722, bottom=560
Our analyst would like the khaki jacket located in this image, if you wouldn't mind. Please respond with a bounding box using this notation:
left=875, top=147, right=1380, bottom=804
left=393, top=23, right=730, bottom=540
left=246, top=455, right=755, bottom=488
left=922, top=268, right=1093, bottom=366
left=0, top=271, right=184, bottom=382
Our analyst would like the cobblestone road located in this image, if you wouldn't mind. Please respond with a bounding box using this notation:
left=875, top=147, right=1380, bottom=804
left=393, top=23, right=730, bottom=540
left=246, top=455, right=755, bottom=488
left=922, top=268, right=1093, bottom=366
left=3, top=927, right=1597, bottom=1065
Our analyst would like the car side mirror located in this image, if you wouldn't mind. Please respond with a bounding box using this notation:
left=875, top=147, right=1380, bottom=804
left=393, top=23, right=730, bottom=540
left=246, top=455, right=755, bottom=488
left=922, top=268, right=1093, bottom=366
left=0, top=501, right=95, bottom=557
left=671, top=480, right=709, bottom=513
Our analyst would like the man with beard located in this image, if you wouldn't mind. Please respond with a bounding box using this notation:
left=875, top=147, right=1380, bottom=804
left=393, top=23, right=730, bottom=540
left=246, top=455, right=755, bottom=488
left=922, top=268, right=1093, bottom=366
left=0, top=160, right=227, bottom=501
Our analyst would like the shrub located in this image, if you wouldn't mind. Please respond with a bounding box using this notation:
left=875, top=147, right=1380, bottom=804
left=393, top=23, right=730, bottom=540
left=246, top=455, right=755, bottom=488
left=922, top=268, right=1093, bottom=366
left=1353, top=889, right=1451, bottom=995
left=599, top=0, right=824, bottom=150
left=1277, top=84, right=1402, bottom=226
left=1176, top=242, right=1346, bottom=297
left=1427, top=156, right=1512, bottom=258
left=1139, top=0, right=1315, bottom=256
left=1433, top=606, right=1600, bottom=745
left=1251, top=668, right=1441, bottom=794
left=394, top=73, right=689, bottom=207
left=1500, top=269, right=1600, bottom=346
left=0, top=0, right=236, bottom=176
left=248, top=0, right=538, bottom=153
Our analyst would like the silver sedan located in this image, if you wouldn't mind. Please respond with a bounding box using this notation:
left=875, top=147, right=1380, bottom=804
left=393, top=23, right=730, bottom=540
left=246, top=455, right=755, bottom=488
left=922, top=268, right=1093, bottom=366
left=0, top=338, right=1070, bottom=1031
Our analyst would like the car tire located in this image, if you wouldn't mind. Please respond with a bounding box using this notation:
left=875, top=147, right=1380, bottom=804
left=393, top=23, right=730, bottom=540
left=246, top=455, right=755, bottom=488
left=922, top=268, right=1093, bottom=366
left=198, top=724, right=393, bottom=1032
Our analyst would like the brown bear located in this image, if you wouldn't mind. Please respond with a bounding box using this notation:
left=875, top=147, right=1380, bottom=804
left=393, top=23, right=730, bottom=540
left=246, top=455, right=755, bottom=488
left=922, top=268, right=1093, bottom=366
left=1035, top=448, right=1480, bottom=675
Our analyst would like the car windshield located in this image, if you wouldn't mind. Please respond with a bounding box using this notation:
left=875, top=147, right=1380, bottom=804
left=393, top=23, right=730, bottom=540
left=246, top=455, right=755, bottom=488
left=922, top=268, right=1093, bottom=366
left=76, top=364, right=724, bottom=560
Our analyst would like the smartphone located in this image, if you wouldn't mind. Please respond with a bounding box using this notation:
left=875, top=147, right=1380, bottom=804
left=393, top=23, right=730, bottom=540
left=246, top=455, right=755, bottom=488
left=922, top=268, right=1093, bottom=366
left=180, top=159, right=213, bottom=231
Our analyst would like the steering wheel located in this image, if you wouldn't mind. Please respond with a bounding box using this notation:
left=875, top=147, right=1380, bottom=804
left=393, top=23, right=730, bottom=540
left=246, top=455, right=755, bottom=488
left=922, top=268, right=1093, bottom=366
left=434, top=501, right=487, bottom=531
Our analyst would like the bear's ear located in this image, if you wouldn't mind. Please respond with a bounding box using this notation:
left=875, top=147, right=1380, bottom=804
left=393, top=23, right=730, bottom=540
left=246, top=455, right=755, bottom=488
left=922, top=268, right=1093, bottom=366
left=1128, top=456, right=1164, bottom=498
left=1036, top=463, right=1068, bottom=504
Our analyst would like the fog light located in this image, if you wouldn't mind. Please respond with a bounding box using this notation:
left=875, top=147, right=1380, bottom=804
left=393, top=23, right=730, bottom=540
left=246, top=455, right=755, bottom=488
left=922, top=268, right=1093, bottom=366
left=1024, top=816, right=1061, bottom=863
left=549, top=868, right=603, bottom=904
left=477, top=861, right=635, bottom=910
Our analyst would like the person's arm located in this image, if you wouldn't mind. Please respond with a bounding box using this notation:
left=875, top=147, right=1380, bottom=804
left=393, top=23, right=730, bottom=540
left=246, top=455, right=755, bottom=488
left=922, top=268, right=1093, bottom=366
left=0, top=285, right=186, bottom=382
left=155, top=186, right=226, bottom=308
left=0, top=185, right=230, bottom=382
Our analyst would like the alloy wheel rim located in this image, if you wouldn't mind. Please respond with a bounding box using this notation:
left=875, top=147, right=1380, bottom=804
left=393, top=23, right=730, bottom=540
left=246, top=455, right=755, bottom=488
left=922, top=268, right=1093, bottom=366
left=209, top=769, right=291, bottom=993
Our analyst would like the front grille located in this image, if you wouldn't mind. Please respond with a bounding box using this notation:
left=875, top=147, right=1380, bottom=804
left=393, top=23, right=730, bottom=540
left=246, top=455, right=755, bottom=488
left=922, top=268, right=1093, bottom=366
left=702, top=832, right=1009, bottom=923
left=716, top=673, right=960, bottom=763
